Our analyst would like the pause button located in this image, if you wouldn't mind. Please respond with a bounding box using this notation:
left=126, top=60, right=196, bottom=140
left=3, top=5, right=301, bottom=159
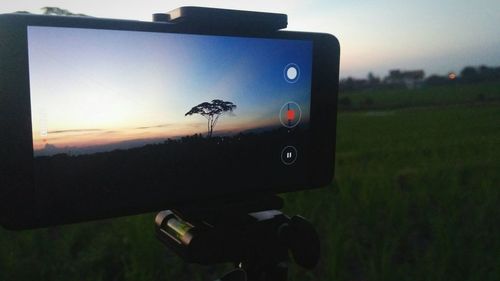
left=281, top=146, right=298, bottom=165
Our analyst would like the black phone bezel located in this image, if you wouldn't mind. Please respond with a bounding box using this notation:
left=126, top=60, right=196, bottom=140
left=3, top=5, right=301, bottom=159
left=0, top=14, right=339, bottom=229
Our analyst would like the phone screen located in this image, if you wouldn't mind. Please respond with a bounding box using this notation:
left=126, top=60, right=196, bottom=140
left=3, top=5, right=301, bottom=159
left=26, top=26, right=313, bottom=206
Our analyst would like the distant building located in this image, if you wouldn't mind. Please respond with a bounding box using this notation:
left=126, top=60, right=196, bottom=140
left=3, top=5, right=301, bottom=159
left=384, top=69, right=425, bottom=89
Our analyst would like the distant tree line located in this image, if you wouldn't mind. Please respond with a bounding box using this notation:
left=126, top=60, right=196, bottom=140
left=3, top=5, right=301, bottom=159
left=457, top=65, right=500, bottom=83
left=340, top=65, right=500, bottom=92
left=15, top=7, right=88, bottom=17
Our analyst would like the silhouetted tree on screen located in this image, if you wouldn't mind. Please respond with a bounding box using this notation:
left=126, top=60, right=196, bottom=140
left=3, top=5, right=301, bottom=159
left=185, top=99, right=236, bottom=137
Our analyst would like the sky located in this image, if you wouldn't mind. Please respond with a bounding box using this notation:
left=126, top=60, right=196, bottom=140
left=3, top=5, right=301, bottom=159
left=28, top=26, right=312, bottom=155
left=1, top=0, right=500, bottom=79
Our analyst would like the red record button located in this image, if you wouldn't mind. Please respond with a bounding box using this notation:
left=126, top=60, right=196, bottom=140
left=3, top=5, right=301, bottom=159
left=280, top=101, right=301, bottom=128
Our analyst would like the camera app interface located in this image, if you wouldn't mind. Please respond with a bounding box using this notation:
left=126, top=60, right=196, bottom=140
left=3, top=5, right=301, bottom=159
left=27, top=26, right=312, bottom=203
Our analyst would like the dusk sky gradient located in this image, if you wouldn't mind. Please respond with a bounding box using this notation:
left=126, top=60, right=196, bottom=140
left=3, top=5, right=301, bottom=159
left=2, top=0, right=499, bottom=78
left=27, top=26, right=312, bottom=154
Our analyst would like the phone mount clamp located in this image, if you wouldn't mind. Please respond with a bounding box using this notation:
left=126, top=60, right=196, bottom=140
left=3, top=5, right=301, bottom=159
left=152, top=6, right=287, bottom=33
left=152, top=7, right=320, bottom=281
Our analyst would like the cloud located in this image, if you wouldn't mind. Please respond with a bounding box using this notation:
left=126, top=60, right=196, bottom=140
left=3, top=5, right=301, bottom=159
left=134, top=124, right=172, bottom=130
left=48, top=129, right=103, bottom=134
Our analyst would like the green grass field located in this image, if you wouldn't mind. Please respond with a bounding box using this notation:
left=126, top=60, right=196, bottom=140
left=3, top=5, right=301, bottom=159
left=338, top=81, right=500, bottom=110
left=286, top=103, right=500, bottom=281
left=1, top=82, right=499, bottom=281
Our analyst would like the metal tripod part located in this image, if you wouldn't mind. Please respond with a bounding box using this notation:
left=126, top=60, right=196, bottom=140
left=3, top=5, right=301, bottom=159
left=216, top=269, right=247, bottom=281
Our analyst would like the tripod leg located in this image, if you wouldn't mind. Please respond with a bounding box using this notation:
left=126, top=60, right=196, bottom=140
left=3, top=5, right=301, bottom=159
left=216, top=268, right=247, bottom=281
left=244, top=262, right=288, bottom=281
left=263, top=262, right=287, bottom=281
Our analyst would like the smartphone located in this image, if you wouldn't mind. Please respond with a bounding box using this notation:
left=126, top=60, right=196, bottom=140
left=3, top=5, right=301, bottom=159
left=0, top=13, right=340, bottom=229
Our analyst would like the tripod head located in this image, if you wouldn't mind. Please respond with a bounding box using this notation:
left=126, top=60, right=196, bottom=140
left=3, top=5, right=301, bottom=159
left=155, top=196, right=320, bottom=281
